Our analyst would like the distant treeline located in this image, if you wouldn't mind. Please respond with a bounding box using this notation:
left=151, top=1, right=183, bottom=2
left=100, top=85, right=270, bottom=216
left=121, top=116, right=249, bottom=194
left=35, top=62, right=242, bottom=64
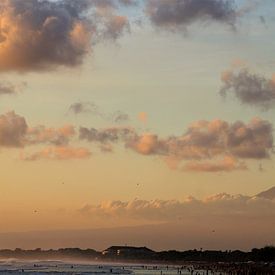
left=0, top=246, right=274, bottom=263
left=154, top=246, right=275, bottom=263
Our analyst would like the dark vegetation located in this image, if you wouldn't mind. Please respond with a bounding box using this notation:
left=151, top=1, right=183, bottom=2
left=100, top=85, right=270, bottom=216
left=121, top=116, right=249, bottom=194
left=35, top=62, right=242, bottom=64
left=0, top=245, right=274, bottom=263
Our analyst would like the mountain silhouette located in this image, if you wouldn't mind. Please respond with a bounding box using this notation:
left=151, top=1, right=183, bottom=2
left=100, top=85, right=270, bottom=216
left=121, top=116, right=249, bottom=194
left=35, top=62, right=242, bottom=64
left=256, top=186, right=275, bottom=200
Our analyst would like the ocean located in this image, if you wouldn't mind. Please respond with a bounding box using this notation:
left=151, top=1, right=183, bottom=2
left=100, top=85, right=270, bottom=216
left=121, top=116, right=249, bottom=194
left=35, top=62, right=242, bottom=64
left=0, top=260, right=211, bottom=274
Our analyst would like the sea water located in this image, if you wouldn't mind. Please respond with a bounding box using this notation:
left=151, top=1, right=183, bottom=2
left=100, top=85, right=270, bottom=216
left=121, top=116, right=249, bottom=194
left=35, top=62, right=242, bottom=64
left=0, top=260, right=212, bottom=274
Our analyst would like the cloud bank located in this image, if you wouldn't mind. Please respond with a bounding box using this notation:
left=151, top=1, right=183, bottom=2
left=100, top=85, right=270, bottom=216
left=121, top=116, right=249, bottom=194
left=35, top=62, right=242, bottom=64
left=79, top=190, right=275, bottom=222
left=79, top=118, right=273, bottom=172
left=0, top=111, right=273, bottom=169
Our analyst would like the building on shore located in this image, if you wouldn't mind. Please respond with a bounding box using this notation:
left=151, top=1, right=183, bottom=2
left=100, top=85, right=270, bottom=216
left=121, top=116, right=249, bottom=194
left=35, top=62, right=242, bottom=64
left=102, top=246, right=155, bottom=258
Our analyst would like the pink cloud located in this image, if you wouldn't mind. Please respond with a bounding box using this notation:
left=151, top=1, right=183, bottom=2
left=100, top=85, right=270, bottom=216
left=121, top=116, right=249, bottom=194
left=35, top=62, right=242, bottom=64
left=183, top=156, right=247, bottom=173
left=22, top=146, right=91, bottom=161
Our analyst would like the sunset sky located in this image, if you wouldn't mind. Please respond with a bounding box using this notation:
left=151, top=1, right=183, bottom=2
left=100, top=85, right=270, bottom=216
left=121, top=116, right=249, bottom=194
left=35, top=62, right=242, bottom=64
left=0, top=0, right=274, bottom=250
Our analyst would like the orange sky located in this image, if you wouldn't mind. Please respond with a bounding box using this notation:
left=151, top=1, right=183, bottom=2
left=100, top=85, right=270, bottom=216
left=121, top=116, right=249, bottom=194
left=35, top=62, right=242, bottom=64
left=0, top=0, right=274, bottom=250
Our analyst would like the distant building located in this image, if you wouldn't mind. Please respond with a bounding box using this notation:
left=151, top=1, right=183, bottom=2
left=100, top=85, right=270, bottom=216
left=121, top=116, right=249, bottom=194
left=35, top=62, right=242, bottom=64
left=102, top=246, right=155, bottom=257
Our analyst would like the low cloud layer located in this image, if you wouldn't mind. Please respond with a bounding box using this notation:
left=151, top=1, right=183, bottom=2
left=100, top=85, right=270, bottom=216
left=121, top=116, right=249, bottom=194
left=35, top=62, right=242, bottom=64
left=0, top=0, right=131, bottom=72
left=146, top=0, right=237, bottom=31
left=220, top=69, right=275, bottom=110
left=79, top=190, right=275, bottom=223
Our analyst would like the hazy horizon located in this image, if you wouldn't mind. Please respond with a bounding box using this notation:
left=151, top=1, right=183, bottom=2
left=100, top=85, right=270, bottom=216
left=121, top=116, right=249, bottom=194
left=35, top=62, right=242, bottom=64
left=0, top=186, right=274, bottom=251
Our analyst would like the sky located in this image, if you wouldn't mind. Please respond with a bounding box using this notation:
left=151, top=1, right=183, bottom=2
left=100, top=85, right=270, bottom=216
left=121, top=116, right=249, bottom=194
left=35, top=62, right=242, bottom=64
left=0, top=0, right=274, bottom=251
